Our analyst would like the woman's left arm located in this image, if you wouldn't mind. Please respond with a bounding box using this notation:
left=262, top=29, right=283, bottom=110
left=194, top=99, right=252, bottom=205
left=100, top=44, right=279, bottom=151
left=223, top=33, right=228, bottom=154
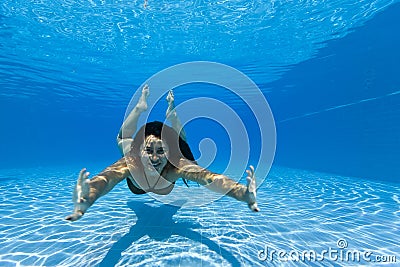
left=176, top=159, right=259, bottom=212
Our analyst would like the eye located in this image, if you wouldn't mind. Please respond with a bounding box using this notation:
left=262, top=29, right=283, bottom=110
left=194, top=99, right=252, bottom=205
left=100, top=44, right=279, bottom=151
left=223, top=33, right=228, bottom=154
left=157, top=148, right=165, bottom=154
left=145, top=147, right=153, bottom=154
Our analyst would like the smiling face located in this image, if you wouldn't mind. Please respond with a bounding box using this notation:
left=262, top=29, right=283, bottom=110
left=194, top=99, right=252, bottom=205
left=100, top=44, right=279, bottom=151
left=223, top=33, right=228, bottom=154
left=140, top=135, right=169, bottom=173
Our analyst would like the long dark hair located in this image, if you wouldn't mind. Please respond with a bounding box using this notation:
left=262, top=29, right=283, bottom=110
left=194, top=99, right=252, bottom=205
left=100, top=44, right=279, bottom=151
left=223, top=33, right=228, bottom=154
left=130, top=121, right=195, bottom=185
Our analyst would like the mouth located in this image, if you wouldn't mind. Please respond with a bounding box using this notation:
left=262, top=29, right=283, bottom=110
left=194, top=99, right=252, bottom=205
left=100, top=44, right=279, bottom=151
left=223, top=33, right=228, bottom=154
left=151, top=162, right=161, bottom=168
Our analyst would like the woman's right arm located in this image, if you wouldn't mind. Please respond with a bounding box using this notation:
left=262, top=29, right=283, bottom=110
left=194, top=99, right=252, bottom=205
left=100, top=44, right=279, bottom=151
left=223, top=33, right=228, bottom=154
left=65, top=157, right=131, bottom=221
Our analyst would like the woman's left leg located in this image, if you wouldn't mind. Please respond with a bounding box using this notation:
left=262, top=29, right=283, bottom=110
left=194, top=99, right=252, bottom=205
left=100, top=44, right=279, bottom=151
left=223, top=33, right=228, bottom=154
left=166, top=90, right=187, bottom=142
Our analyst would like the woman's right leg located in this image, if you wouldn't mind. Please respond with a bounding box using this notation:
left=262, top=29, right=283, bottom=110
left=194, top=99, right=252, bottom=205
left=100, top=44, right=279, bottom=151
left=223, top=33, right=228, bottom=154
left=117, top=84, right=150, bottom=155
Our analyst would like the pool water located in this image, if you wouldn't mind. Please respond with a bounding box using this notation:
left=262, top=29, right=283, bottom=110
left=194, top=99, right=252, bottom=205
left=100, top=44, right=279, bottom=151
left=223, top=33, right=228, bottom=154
left=0, top=166, right=398, bottom=266
left=1, top=0, right=400, bottom=266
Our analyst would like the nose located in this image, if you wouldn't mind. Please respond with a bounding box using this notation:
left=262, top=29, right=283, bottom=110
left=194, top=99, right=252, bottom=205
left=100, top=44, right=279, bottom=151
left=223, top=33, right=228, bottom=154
left=150, top=153, right=159, bottom=163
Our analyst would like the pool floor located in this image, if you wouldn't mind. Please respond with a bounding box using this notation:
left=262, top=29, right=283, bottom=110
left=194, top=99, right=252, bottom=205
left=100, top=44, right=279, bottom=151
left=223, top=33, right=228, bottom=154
left=0, top=166, right=399, bottom=266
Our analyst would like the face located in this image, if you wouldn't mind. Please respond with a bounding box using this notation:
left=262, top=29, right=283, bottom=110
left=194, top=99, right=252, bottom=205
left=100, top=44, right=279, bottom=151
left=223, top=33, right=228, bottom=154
left=140, top=135, right=169, bottom=173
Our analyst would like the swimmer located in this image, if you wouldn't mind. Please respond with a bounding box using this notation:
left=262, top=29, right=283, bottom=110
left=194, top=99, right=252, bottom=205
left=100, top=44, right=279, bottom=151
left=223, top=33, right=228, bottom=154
left=65, top=85, right=259, bottom=221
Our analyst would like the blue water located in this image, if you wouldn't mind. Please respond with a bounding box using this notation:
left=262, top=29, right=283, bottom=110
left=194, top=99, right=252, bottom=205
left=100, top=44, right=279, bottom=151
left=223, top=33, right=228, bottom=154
left=0, top=167, right=399, bottom=266
left=1, top=0, right=400, bottom=266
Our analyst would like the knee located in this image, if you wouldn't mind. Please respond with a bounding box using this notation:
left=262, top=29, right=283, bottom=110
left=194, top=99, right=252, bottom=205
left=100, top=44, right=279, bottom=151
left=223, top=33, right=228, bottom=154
left=117, top=137, right=133, bottom=155
left=116, top=136, right=122, bottom=146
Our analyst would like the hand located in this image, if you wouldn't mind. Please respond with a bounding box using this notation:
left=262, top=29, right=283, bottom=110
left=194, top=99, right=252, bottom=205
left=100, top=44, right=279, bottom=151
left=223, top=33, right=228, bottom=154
left=246, top=165, right=260, bottom=212
left=65, top=168, right=91, bottom=221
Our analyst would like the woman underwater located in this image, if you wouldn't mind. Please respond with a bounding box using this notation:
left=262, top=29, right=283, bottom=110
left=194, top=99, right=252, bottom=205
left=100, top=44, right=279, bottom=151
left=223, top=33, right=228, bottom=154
left=66, top=85, right=259, bottom=221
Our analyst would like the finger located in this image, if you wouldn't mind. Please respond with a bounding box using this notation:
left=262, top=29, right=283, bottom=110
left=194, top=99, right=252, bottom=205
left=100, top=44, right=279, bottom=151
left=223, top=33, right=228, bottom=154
left=246, top=176, right=251, bottom=186
left=248, top=172, right=257, bottom=192
left=78, top=168, right=87, bottom=185
left=79, top=168, right=86, bottom=176
left=249, top=202, right=260, bottom=212
left=246, top=169, right=254, bottom=180
left=65, top=213, right=82, bottom=221
left=78, top=169, right=89, bottom=185
left=247, top=165, right=254, bottom=177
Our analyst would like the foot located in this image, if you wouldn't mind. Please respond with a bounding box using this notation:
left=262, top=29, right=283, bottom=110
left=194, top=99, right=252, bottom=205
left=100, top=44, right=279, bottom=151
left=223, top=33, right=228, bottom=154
left=246, top=165, right=260, bottom=212
left=166, top=90, right=177, bottom=120
left=136, top=84, right=150, bottom=112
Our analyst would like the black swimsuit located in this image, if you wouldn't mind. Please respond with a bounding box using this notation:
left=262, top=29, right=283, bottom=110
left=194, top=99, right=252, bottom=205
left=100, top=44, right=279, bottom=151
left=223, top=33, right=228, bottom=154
left=126, top=177, right=147, bottom=194
left=126, top=177, right=176, bottom=195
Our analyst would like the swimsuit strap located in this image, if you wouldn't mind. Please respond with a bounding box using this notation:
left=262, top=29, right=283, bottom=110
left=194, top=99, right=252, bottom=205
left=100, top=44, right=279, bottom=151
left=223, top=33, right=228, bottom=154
left=143, top=168, right=167, bottom=190
left=142, top=168, right=152, bottom=189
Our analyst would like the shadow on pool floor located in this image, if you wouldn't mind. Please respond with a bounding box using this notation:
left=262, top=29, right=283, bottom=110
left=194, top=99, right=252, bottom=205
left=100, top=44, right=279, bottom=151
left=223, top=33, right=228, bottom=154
left=99, top=200, right=241, bottom=267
